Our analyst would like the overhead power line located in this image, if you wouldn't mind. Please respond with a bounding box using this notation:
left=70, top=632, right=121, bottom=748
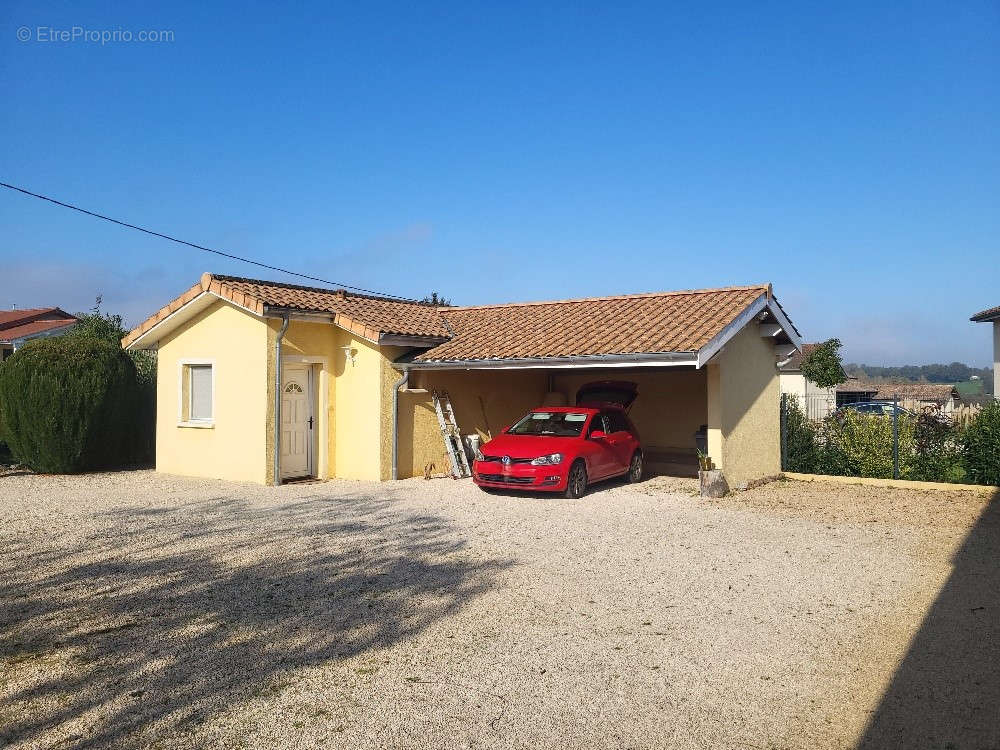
left=0, top=181, right=416, bottom=301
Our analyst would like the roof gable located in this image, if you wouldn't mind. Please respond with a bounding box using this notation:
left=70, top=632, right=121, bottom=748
left=123, top=273, right=450, bottom=349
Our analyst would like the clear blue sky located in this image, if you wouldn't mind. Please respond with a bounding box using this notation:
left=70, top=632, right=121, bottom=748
left=2, top=2, right=997, bottom=365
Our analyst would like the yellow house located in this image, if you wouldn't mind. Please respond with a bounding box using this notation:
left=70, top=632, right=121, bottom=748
left=123, top=273, right=803, bottom=489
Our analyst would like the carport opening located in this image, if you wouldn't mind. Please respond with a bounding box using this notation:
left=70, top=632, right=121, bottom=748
left=401, top=366, right=705, bottom=479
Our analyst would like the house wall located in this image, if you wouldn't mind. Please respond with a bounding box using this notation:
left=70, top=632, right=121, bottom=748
left=392, top=368, right=549, bottom=479
left=778, top=371, right=806, bottom=402
left=706, top=323, right=781, bottom=488
left=332, top=329, right=384, bottom=480
left=156, top=300, right=269, bottom=483
left=779, top=370, right=836, bottom=420
left=994, top=322, right=1000, bottom=400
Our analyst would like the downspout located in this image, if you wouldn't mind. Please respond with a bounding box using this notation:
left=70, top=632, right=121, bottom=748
left=391, top=368, right=409, bottom=480
left=272, top=313, right=290, bottom=486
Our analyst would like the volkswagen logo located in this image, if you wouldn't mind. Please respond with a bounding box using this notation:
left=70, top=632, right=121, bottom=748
left=501, top=455, right=511, bottom=465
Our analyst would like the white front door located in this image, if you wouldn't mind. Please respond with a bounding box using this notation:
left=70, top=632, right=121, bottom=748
left=281, top=365, right=312, bottom=479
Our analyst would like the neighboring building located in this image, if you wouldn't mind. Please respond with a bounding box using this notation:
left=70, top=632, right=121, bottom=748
left=123, top=273, right=803, bottom=489
left=835, top=381, right=961, bottom=414
left=970, top=304, right=1000, bottom=399
left=0, top=307, right=78, bottom=361
left=777, top=343, right=838, bottom=419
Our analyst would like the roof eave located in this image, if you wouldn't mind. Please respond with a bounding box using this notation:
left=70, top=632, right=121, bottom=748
left=400, top=351, right=698, bottom=370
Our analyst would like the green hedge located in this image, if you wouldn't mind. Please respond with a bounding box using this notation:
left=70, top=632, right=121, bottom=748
left=0, top=337, right=151, bottom=472
left=782, top=399, right=999, bottom=485
left=964, top=400, right=1000, bottom=486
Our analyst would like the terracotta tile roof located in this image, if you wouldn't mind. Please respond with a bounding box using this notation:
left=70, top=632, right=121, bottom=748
left=124, top=274, right=794, bottom=363
left=0, top=308, right=77, bottom=344
left=836, top=381, right=959, bottom=402
left=414, top=284, right=770, bottom=362
left=971, top=304, right=1000, bottom=322
left=122, top=273, right=449, bottom=348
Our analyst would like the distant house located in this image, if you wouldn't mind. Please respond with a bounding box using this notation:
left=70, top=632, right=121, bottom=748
left=0, top=308, right=78, bottom=361
left=778, top=343, right=839, bottom=419
left=835, top=382, right=960, bottom=414
left=970, top=304, right=999, bottom=400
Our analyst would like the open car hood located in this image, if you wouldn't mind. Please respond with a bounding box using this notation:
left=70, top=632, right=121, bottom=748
left=576, top=380, right=638, bottom=411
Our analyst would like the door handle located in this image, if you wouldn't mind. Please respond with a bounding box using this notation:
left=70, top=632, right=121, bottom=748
left=308, top=417, right=314, bottom=429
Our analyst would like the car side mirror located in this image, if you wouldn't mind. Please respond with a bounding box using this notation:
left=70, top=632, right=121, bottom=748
left=589, top=430, right=607, bottom=440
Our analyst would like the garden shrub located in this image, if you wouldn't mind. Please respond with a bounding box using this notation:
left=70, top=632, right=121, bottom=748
left=963, top=400, right=1000, bottom=486
left=907, top=411, right=965, bottom=483
left=782, top=395, right=819, bottom=472
left=817, top=410, right=915, bottom=479
left=0, top=337, right=148, bottom=472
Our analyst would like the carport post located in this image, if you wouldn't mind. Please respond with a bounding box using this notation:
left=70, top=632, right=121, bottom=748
left=780, top=394, right=788, bottom=470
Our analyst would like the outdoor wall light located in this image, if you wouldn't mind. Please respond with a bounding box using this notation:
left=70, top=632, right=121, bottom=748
left=341, top=346, right=358, bottom=366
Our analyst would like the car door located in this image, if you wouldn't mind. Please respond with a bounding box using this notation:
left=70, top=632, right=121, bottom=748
left=603, top=410, right=634, bottom=473
left=584, top=413, right=618, bottom=479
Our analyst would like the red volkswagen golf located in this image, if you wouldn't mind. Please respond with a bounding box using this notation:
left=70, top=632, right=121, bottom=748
left=472, top=382, right=642, bottom=498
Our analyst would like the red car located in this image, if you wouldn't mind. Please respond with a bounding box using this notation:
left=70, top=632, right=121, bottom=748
left=472, top=381, right=643, bottom=498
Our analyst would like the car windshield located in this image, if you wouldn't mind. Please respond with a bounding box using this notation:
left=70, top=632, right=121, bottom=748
left=509, top=411, right=589, bottom=437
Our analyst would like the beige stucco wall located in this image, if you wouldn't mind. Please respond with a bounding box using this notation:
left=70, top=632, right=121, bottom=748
left=994, top=321, right=1000, bottom=400
left=392, top=369, right=549, bottom=479
left=156, top=300, right=269, bottom=483
left=324, top=329, right=383, bottom=481
left=706, top=323, right=781, bottom=488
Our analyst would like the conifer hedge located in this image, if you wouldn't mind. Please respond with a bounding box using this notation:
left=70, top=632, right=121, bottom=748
left=0, top=337, right=149, bottom=472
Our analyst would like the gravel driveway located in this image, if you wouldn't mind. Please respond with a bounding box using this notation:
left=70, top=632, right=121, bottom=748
left=1, top=471, right=996, bottom=749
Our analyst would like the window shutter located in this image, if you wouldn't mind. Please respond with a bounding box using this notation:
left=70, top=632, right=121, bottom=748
left=190, top=365, right=213, bottom=421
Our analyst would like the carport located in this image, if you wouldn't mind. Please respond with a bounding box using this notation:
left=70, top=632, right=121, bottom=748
left=391, top=283, right=802, bottom=490
left=395, top=365, right=707, bottom=478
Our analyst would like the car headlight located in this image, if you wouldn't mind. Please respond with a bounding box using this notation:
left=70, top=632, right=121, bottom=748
left=531, top=453, right=563, bottom=466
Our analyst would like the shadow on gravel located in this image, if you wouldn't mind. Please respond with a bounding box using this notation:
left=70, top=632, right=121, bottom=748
left=0, top=489, right=511, bottom=748
left=857, top=490, right=1000, bottom=749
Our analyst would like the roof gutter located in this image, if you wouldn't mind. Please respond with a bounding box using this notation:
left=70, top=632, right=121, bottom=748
left=272, top=313, right=290, bottom=486
left=402, top=351, right=698, bottom=371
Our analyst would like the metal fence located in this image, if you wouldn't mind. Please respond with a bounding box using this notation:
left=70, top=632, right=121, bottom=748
left=781, top=393, right=907, bottom=479
left=798, top=392, right=835, bottom=420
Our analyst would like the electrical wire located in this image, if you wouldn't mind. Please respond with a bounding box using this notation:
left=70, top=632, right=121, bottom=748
left=0, top=181, right=416, bottom=301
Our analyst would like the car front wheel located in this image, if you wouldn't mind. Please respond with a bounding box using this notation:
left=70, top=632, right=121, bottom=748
left=564, top=461, right=588, bottom=499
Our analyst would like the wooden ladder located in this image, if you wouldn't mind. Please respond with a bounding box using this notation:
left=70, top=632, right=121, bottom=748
left=432, top=390, right=471, bottom=478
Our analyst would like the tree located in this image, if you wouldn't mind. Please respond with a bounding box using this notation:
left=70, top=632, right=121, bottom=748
left=67, top=296, right=128, bottom=344
left=421, top=292, right=452, bottom=306
left=800, top=338, right=847, bottom=389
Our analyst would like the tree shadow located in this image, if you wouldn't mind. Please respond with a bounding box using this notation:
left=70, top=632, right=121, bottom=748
left=857, top=490, right=1000, bottom=749
left=0, top=489, right=511, bottom=748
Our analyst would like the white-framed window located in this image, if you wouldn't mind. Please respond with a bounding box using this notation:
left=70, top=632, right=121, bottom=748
left=178, top=359, right=215, bottom=427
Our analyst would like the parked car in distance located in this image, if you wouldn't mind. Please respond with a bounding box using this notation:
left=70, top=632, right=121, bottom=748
left=473, top=381, right=642, bottom=499
left=835, top=401, right=914, bottom=418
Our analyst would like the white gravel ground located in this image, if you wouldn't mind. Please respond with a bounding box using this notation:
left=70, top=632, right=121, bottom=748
left=1, top=471, right=996, bottom=749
